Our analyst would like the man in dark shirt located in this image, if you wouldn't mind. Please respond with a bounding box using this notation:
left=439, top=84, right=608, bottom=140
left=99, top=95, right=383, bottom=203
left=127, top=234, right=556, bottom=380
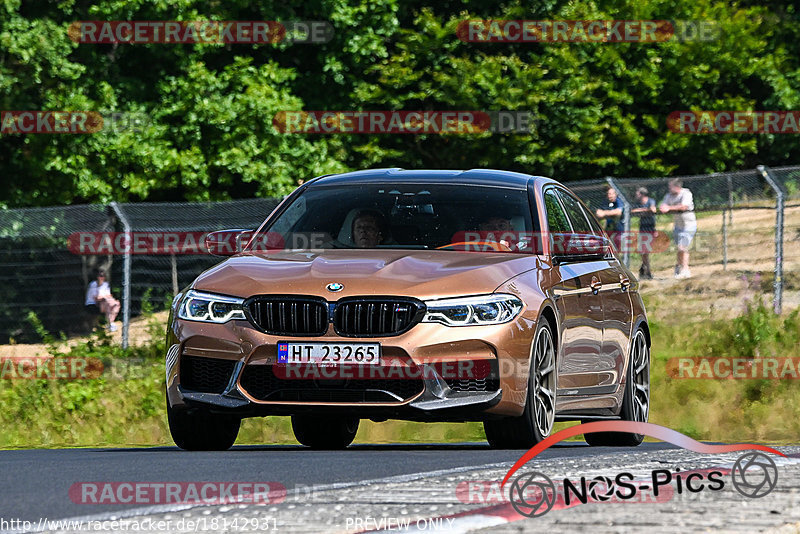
left=632, top=187, right=657, bottom=279
left=595, top=186, right=625, bottom=253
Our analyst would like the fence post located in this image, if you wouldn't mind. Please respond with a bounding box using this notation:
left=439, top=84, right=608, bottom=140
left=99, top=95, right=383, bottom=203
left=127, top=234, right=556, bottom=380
left=606, top=177, right=631, bottom=267
left=726, top=175, right=734, bottom=227
left=109, top=202, right=131, bottom=348
left=171, top=254, right=178, bottom=295
left=722, top=207, right=728, bottom=271
left=723, top=174, right=733, bottom=270
left=757, top=165, right=785, bottom=315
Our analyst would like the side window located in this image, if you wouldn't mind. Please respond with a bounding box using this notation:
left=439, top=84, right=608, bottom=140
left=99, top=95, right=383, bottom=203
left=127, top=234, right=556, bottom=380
left=556, top=190, right=592, bottom=235
left=543, top=189, right=571, bottom=233
left=580, top=203, right=605, bottom=236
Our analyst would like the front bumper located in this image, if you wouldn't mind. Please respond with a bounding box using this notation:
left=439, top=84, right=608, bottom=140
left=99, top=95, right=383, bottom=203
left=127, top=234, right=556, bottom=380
left=168, top=340, right=503, bottom=421
left=176, top=373, right=503, bottom=421
left=166, top=306, right=537, bottom=420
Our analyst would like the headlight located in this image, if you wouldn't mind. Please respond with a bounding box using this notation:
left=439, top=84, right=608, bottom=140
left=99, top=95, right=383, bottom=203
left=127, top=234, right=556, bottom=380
left=422, top=294, right=523, bottom=326
left=177, top=290, right=246, bottom=323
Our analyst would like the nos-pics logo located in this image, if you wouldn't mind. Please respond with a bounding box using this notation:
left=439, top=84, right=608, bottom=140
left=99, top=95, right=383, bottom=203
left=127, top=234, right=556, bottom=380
left=503, top=422, right=782, bottom=518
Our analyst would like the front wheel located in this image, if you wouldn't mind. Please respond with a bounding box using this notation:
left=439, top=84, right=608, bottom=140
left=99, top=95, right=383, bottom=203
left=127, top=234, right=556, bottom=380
left=584, top=328, right=650, bottom=447
left=484, top=316, right=557, bottom=449
left=167, top=397, right=241, bottom=451
left=292, top=415, right=359, bottom=449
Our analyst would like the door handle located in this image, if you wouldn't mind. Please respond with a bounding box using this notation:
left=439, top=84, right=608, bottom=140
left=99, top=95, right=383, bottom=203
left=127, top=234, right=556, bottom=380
left=590, top=278, right=602, bottom=295
left=619, top=275, right=630, bottom=291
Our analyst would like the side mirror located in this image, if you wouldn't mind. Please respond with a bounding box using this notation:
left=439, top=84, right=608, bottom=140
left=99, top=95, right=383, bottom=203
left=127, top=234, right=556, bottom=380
left=204, top=229, right=253, bottom=256
left=550, top=233, right=612, bottom=262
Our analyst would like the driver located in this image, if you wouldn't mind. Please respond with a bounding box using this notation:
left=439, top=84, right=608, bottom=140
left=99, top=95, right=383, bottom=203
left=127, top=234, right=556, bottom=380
left=478, top=216, right=513, bottom=234
left=352, top=210, right=388, bottom=248
left=478, top=215, right=516, bottom=250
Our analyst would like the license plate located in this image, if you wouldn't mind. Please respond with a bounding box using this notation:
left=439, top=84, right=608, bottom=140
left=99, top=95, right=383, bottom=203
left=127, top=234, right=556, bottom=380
left=277, top=342, right=381, bottom=365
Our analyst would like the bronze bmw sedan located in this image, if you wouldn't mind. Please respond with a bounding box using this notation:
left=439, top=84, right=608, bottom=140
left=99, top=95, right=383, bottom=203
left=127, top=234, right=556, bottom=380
left=165, top=169, right=650, bottom=450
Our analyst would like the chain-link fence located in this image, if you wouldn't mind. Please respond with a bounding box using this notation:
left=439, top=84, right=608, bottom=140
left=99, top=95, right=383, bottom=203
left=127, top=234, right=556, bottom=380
left=1, top=164, right=797, bottom=347
left=0, top=204, right=113, bottom=342
left=612, top=168, right=773, bottom=277
left=0, top=199, right=281, bottom=345
left=115, top=198, right=281, bottom=311
left=603, top=166, right=798, bottom=315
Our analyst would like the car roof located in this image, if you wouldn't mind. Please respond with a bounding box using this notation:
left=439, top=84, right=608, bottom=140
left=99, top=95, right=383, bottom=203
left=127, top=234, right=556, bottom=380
left=309, top=168, right=559, bottom=190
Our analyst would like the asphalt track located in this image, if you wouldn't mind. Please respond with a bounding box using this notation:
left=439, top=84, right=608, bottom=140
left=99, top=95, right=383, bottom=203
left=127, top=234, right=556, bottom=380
left=0, top=442, right=680, bottom=525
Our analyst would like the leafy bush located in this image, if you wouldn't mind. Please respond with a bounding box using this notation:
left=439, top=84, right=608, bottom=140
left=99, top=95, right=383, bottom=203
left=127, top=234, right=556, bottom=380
left=650, top=298, right=800, bottom=441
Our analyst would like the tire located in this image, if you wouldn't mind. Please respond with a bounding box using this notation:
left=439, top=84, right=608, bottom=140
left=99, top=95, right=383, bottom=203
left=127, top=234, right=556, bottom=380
left=484, top=316, right=557, bottom=449
left=292, top=415, right=359, bottom=449
left=167, top=396, right=241, bottom=451
left=584, top=328, right=650, bottom=447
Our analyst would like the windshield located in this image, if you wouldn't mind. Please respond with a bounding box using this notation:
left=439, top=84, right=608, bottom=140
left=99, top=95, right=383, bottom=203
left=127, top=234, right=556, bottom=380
left=247, top=183, right=536, bottom=253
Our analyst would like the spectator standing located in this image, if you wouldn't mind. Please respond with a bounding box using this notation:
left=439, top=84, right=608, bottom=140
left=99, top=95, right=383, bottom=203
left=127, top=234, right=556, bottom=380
left=659, top=179, right=697, bottom=279
left=632, top=187, right=657, bottom=279
left=595, top=186, right=625, bottom=249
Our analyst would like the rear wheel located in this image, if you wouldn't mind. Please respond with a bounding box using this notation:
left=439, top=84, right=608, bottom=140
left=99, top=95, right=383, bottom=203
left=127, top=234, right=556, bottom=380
left=484, top=316, right=557, bottom=449
left=584, top=328, right=650, bottom=447
left=292, top=415, right=359, bottom=449
left=167, top=397, right=241, bottom=451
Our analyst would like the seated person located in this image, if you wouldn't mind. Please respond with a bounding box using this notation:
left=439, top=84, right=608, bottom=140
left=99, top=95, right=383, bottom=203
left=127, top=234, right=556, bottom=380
left=85, top=269, right=120, bottom=331
left=477, top=215, right=518, bottom=250
left=478, top=216, right=513, bottom=234
left=352, top=210, right=389, bottom=248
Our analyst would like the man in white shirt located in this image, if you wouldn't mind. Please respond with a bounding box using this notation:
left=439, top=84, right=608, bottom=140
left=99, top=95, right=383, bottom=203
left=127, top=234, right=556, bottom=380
left=659, top=178, right=697, bottom=279
left=85, top=269, right=120, bottom=331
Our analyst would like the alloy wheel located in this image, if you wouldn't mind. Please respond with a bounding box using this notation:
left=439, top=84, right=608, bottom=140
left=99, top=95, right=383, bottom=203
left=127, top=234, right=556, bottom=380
left=532, top=326, right=556, bottom=438
left=630, top=330, right=650, bottom=423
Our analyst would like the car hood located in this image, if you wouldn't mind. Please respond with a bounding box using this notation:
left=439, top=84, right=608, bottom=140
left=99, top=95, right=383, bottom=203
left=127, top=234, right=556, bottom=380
left=193, top=249, right=537, bottom=299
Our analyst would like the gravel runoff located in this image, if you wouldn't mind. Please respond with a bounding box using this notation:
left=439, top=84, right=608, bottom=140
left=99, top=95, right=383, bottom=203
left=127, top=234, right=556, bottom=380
left=24, top=446, right=800, bottom=534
